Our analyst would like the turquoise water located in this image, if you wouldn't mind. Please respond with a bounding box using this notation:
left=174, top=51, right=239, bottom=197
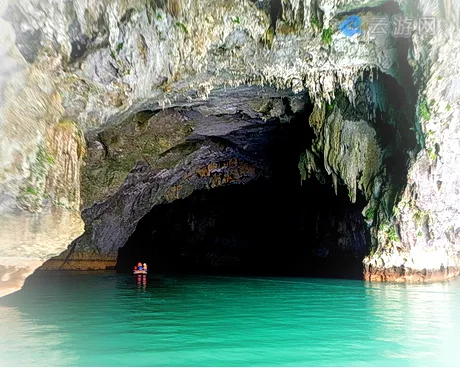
left=1, top=272, right=460, bottom=366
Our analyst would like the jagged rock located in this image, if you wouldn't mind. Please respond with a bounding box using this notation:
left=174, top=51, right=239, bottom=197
left=1, top=0, right=460, bottom=296
left=363, top=1, right=460, bottom=281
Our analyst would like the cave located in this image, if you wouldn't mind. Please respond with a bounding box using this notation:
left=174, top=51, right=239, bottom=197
left=37, top=69, right=416, bottom=282
left=115, top=104, right=370, bottom=279
left=1, top=0, right=459, bottom=303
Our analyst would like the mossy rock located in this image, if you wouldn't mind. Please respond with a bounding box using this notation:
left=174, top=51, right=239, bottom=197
left=81, top=109, right=196, bottom=206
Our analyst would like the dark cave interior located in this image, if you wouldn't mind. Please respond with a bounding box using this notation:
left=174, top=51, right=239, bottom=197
left=116, top=109, right=370, bottom=279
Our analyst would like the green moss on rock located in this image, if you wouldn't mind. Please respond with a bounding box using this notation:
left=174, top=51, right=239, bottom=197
left=81, top=109, right=196, bottom=206
left=312, top=104, right=381, bottom=202
left=365, top=207, right=375, bottom=220
left=321, top=28, right=333, bottom=45
left=419, top=100, right=431, bottom=121
left=16, top=142, right=55, bottom=212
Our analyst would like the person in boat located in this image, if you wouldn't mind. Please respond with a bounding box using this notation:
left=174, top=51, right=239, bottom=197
left=143, top=263, right=148, bottom=271
left=137, top=262, right=143, bottom=270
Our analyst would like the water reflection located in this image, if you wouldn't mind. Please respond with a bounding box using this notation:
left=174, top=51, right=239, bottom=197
left=136, top=275, right=147, bottom=291
left=1, top=274, right=460, bottom=366
left=364, top=281, right=460, bottom=366
left=0, top=306, right=78, bottom=366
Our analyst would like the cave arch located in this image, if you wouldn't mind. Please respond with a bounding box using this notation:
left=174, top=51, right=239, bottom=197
left=115, top=103, right=371, bottom=278
left=40, top=72, right=416, bottom=280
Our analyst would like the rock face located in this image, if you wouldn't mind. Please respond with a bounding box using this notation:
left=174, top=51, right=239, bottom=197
left=363, top=1, right=460, bottom=282
left=1, top=0, right=460, bottom=296
left=0, top=209, right=83, bottom=297
left=41, top=94, right=302, bottom=270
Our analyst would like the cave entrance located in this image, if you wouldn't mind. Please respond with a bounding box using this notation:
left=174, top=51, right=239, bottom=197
left=116, top=180, right=368, bottom=278
left=116, top=108, right=370, bottom=279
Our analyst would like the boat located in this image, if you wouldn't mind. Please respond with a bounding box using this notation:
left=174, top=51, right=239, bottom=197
left=133, top=269, right=147, bottom=275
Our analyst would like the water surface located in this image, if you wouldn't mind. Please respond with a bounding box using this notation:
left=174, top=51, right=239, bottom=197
left=1, top=272, right=459, bottom=366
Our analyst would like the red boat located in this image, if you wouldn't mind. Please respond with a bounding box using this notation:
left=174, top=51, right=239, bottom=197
left=133, top=269, right=147, bottom=275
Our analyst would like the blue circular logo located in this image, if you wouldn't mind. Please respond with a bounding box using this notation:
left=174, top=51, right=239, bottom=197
left=339, top=15, right=363, bottom=37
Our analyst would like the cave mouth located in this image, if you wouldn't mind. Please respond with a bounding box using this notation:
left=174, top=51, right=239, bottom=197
left=116, top=110, right=370, bottom=279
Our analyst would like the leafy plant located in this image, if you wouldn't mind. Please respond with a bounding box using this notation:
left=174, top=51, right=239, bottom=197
left=230, top=16, right=240, bottom=24
left=311, top=17, right=320, bottom=29
left=379, top=221, right=399, bottom=242
left=175, top=22, right=188, bottom=34
left=365, top=207, right=374, bottom=220
left=321, top=28, right=333, bottom=44
left=310, top=11, right=320, bottom=30
left=45, top=153, right=55, bottom=164
left=427, top=147, right=437, bottom=161
left=387, top=226, right=399, bottom=242
left=26, top=186, right=37, bottom=195
left=419, top=100, right=431, bottom=121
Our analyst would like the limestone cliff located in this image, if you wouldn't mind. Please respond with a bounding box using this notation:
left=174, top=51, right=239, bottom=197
left=364, top=1, right=460, bottom=281
left=1, top=0, right=459, bottom=296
